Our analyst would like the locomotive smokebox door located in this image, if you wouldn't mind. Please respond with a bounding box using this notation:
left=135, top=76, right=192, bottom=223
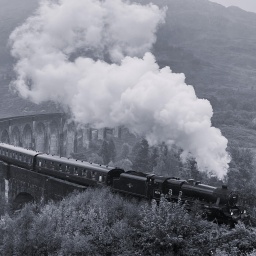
left=153, top=189, right=161, bottom=200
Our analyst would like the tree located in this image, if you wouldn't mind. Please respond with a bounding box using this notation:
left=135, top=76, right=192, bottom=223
left=108, top=139, right=116, bottom=162
left=149, top=146, right=158, bottom=172
left=119, top=143, right=130, bottom=160
left=153, top=143, right=181, bottom=177
left=88, top=153, right=103, bottom=165
left=227, top=147, right=254, bottom=190
left=129, top=141, right=141, bottom=163
left=111, top=158, right=133, bottom=171
left=98, top=140, right=117, bottom=165
left=99, top=140, right=111, bottom=164
left=132, top=139, right=150, bottom=172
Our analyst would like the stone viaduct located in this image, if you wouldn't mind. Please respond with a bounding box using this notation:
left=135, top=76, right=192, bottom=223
left=0, top=113, right=122, bottom=210
left=0, top=113, right=121, bottom=157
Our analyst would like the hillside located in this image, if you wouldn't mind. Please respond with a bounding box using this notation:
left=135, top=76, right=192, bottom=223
left=141, top=0, right=256, bottom=148
left=1, top=0, right=256, bottom=148
left=0, top=0, right=58, bottom=118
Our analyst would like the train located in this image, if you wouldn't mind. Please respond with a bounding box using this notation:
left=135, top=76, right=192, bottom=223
left=0, top=142, right=247, bottom=225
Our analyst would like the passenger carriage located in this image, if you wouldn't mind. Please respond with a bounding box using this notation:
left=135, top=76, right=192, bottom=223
left=35, top=154, right=124, bottom=187
left=0, top=143, right=39, bottom=169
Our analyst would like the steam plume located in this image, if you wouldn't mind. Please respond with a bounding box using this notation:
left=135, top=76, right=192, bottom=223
left=9, top=0, right=230, bottom=178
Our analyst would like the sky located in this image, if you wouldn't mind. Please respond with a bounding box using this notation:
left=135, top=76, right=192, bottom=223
left=210, top=0, right=256, bottom=13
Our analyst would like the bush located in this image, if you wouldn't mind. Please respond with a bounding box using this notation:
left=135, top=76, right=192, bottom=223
left=1, top=189, right=256, bottom=255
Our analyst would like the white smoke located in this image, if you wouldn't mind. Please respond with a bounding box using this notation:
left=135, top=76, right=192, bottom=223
left=9, top=0, right=230, bottom=178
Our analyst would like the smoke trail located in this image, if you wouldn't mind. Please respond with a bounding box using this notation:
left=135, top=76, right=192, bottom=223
left=9, top=0, right=230, bottom=178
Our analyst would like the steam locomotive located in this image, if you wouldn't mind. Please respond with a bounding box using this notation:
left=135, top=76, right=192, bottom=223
left=0, top=143, right=247, bottom=224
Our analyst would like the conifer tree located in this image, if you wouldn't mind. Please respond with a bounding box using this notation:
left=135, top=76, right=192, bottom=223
left=108, top=139, right=116, bottom=162
left=149, top=146, right=158, bottom=172
left=132, top=139, right=150, bottom=172
left=99, top=140, right=111, bottom=164
left=120, top=143, right=130, bottom=160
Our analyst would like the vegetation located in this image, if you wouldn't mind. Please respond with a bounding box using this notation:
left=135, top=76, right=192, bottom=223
left=1, top=188, right=256, bottom=256
left=1, top=137, right=256, bottom=255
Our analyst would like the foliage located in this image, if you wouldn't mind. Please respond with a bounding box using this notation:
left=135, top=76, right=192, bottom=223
left=110, top=158, right=133, bottom=171
left=99, top=140, right=111, bottom=165
left=99, top=140, right=117, bottom=165
left=108, top=140, right=116, bottom=163
left=153, top=143, right=183, bottom=178
left=226, top=147, right=256, bottom=217
left=1, top=188, right=256, bottom=255
left=119, top=143, right=130, bottom=161
left=87, top=153, right=104, bottom=165
left=132, top=139, right=150, bottom=172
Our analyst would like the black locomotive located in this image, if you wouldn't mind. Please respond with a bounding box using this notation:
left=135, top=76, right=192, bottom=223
left=0, top=143, right=246, bottom=224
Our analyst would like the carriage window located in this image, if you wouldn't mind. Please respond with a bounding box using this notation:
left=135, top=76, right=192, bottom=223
left=59, top=164, right=62, bottom=171
left=39, top=161, right=42, bottom=167
left=92, top=171, right=96, bottom=180
left=82, top=169, right=87, bottom=176
left=74, top=167, right=78, bottom=175
left=99, top=175, right=102, bottom=182
left=66, top=165, right=70, bottom=173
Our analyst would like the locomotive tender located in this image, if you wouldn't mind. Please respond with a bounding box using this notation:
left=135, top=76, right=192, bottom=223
left=0, top=143, right=246, bottom=224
